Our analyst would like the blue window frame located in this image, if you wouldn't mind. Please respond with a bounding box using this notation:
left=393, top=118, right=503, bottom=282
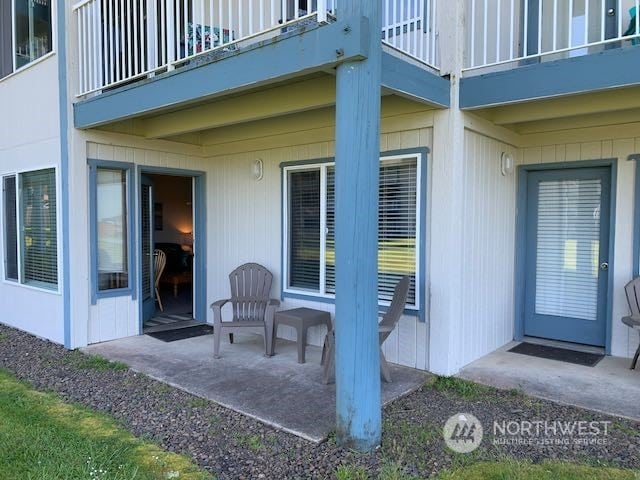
left=280, top=148, right=428, bottom=320
left=88, top=159, right=136, bottom=304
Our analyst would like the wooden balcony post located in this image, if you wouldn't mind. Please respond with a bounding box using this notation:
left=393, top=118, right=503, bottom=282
left=334, top=0, right=382, bottom=452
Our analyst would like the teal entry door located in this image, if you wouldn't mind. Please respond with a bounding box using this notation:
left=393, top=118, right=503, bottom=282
left=523, top=167, right=611, bottom=347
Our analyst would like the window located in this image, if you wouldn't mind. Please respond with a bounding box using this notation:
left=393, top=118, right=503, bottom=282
left=1, top=0, right=53, bottom=79
left=3, top=176, right=18, bottom=280
left=96, top=168, right=129, bottom=291
left=2, top=169, right=58, bottom=288
left=89, top=162, right=133, bottom=302
left=284, top=152, right=423, bottom=310
left=20, top=169, right=58, bottom=287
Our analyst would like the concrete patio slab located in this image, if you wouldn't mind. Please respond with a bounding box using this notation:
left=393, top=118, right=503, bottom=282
left=459, top=342, right=640, bottom=421
left=84, top=333, right=427, bottom=443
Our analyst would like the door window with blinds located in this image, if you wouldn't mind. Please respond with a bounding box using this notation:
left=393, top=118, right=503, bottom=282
left=96, top=168, right=129, bottom=291
left=2, top=169, right=58, bottom=289
left=284, top=153, right=422, bottom=309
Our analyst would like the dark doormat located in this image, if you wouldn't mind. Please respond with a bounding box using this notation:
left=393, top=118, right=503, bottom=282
left=508, top=342, right=604, bottom=367
left=147, top=324, right=213, bottom=342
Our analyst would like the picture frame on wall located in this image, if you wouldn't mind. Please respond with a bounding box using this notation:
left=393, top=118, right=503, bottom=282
left=154, top=202, right=163, bottom=231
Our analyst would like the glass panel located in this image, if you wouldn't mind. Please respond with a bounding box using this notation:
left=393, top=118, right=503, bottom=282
left=325, top=166, right=335, bottom=295
left=3, top=176, right=18, bottom=281
left=288, top=169, right=320, bottom=291
left=325, top=157, right=418, bottom=306
left=535, top=178, right=602, bottom=321
left=14, top=0, right=53, bottom=69
left=141, top=184, right=152, bottom=300
left=0, top=1, right=12, bottom=78
left=20, top=168, right=57, bottom=288
left=378, top=157, right=418, bottom=305
left=97, top=168, right=128, bottom=291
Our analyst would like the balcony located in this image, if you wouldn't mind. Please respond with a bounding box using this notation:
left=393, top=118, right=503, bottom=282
left=461, top=0, right=640, bottom=114
left=465, top=0, right=640, bottom=73
left=73, top=0, right=440, bottom=98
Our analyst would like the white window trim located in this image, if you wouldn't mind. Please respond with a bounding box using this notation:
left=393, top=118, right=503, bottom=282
left=0, top=167, right=61, bottom=295
left=282, top=152, right=423, bottom=312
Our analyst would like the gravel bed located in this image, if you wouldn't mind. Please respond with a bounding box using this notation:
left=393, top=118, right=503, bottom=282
left=0, top=324, right=638, bottom=479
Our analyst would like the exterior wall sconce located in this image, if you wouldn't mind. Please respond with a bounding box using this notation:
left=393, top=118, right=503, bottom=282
left=500, top=152, right=514, bottom=176
left=252, top=159, right=264, bottom=181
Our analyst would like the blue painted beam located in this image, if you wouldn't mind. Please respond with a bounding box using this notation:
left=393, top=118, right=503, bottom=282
left=74, top=19, right=370, bottom=129
left=57, top=0, right=72, bottom=348
left=461, top=46, right=640, bottom=109
left=631, top=154, right=640, bottom=278
left=334, top=0, right=382, bottom=452
left=381, top=52, right=449, bottom=108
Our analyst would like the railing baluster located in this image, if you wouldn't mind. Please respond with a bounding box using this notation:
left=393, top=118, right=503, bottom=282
left=568, top=0, right=573, bottom=50
left=482, top=0, right=488, bottom=65
left=552, top=0, right=558, bottom=51
left=496, top=0, right=501, bottom=63
left=601, top=0, right=605, bottom=42
left=537, top=0, right=542, bottom=54
left=509, top=0, right=514, bottom=60
left=584, top=0, right=589, bottom=45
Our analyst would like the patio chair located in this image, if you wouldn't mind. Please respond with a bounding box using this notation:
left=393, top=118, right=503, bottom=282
left=210, top=263, right=280, bottom=358
left=623, top=277, right=640, bottom=370
left=322, top=276, right=411, bottom=384
left=153, top=249, right=167, bottom=312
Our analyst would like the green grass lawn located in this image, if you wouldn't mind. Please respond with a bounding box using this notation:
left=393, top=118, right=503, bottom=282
left=0, top=369, right=212, bottom=480
left=337, top=461, right=639, bottom=480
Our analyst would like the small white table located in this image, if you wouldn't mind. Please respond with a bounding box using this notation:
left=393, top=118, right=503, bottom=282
left=272, top=307, right=331, bottom=363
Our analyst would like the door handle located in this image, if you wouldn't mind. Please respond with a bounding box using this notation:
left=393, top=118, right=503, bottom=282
left=600, top=262, right=609, bottom=271
left=607, top=8, right=615, bottom=16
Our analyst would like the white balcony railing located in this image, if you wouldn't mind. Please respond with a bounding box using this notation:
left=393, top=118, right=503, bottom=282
left=465, top=0, right=640, bottom=72
left=74, top=0, right=439, bottom=97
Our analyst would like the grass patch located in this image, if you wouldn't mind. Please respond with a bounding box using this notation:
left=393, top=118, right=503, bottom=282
left=63, top=350, right=128, bottom=371
left=437, top=460, right=639, bottom=480
left=336, top=465, right=369, bottom=480
left=234, top=433, right=263, bottom=452
left=189, top=397, right=210, bottom=409
left=378, top=462, right=421, bottom=480
left=0, top=369, right=212, bottom=480
left=0, top=332, right=6, bottom=342
left=428, top=376, right=494, bottom=400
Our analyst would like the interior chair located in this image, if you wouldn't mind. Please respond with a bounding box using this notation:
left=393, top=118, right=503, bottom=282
left=210, top=263, right=280, bottom=358
left=153, top=249, right=167, bottom=312
left=322, top=276, right=411, bottom=384
left=623, top=277, right=640, bottom=370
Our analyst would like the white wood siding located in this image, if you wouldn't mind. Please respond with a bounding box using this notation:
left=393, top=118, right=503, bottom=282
left=457, top=129, right=519, bottom=368
left=73, top=114, right=433, bottom=371
left=0, top=57, right=63, bottom=344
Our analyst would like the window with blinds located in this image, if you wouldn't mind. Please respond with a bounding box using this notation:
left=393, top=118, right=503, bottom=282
left=3, top=176, right=18, bottom=281
left=286, top=154, right=420, bottom=308
left=535, top=179, right=602, bottom=321
left=288, top=169, right=321, bottom=291
left=20, top=169, right=57, bottom=288
left=96, top=168, right=129, bottom=291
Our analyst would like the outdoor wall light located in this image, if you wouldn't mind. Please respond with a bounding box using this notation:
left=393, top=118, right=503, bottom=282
left=252, top=159, right=264, bottom=181
left=500, top=151, right=514, bottom=176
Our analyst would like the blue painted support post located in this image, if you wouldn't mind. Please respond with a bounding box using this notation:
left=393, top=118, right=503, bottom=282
left=631, top=155, right=640, bottom=278
left=334, top=0, right=382, bottom=451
